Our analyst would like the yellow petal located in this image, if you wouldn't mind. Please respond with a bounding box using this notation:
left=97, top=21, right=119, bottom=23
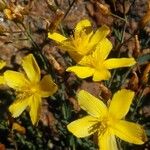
left=112, top=120, right=147, bottom=144
left=93, top=38, right=112, bottom=60
left=68, top=51, right=83, bottom=63
left=89, top=25, right=110, bottom=48
left=66, top=66, right=94, bottom=79
left=98, top=130, right=118, bottom=150
left=93, top=70, right=111, bottom=81
left=109, top=89, right=134, bottom=119
left=104, top=58, right=136, bottom=69
left=22, top=54, right=40, bottom=82
left=74, top=19, right=92, bottom=36
left=78, top=55, right=93, bottom=66
left=9, top=97, right=29, bottom=118
left=4, top=71, right=29, bottom=90
left=0, top=60, right=6, bottom=70
left=78, top=90, right=107, bottom=118
left=67, top=115, right=98, bottom=138
left=48, top=32, right=67, bottom=42
left=39, top=75, right=58, bottom=97
left=0, top=76, right=5, bottom=84
left=29, top=94, right=41, bottom=125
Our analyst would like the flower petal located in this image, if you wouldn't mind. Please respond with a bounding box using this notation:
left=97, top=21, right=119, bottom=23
left=29, top=94, right=42, bottom=125
left=39, top=75, right=58, bottom=97
left=112, top=120, right=147, bottom=144
left=66, top=66, right=94, bottom=79
left=78, top=90, right=107, bottom=118
left=93, top=70, right=111, bottom=81
left=48, top=32, right=67, bottom=42
left=74, top=19, right=92, bottom=36
left=67, top=115, right=98, bottom=138
left=0, top=60, right=6, bottom=70
left=109, top=89, right=135, bottom=119
left=93, top=38, right=112, bottom=60
left=89, top=25, right=110, bottom=48
left=0, top=76, right=5, bottom=84
left=78, top=55, right=93, bottom=66
left=4, top=71, right=29, bottom=90
left=9, top=97, right=29, bottom=118
left=104, top=58, right=136, bottom=69
left=22, top=54, right=40, bottom=82
left=98, top=130, right=118, bottom=150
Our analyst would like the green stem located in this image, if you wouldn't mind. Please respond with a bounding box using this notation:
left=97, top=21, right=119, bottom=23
left=130, top=87, right=145, bottom=120
left=111, top=13, right=127, bottom=22
left=63, top=0, right=76, bottom=20
left=15, top=22, right=57, bottom=81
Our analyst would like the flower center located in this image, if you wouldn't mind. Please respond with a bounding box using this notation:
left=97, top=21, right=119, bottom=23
left=16, top=83, right=38, bottom=99
left=98, top=115, right=115, bottom=134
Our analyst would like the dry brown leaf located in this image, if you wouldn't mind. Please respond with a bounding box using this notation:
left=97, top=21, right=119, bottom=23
left=79, top=81, right=112, bottom=101
left=42, top=44, right=67, bottom=74
left=49, top=9, right=64, bottom=32
left=128, top=71, right=139, bottom=91
left=140, top=0, right=150, bottom=27
left=141, top=63, right=150, bottom=84
left=143, top=87, right=150, bottom=96
left=96, top=2, right=110, bottom=15
left=116, top=1, right=131, bottom=14
left=68, top=97, right=80, bottom=112
left=3, top=3, right=26, bottom=22
left=133, top=35, right=141, bottom=57
left=40, top=101, right=58, bottom=134
left=86, top=1, right=113, bottom=26
left=47, top=54, right=64, bottom=73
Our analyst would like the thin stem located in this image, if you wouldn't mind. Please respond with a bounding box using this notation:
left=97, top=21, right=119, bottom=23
left=108, top=20, right=127, bottom=88
left=130, top=86, right=146, bottom=121
left=63, top=0, right=76, bottom=20
left=15, top=22, right=57, bottom=81
left=120, top=66, right=133, bottom=87
left=111, top=13, right=126, bottom=22
left=10, top=130, right=18, bottom=150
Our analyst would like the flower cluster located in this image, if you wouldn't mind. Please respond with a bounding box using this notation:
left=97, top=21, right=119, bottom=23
left=0, top=19, right=147, bottom=150
left=3, top=54, right=58, bottom=125
left=48, top=19, right=147, bottom=150
left=49, top=19, right=136, bottom=81
left=67, top=90, right=147, bottom=150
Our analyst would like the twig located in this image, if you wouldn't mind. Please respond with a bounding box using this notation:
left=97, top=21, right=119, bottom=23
left=63, top=0, right=76, bottom=20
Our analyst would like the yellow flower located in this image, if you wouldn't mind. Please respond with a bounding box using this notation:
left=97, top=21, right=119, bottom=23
left=4, top=54, right=58, bottom=125
left=0, top=60, right=6, bottom=84
left=48, top=19, right=110, bottom=62
left=67, top=90, right=147, bottom=150
left=66, top=38, right=136, bottom=81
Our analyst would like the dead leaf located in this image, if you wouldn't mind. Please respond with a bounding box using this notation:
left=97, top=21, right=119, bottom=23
left=141, top=63, right=150, bottom=84
left=49, top=9, right=64, bottom=32
left=68, top=97, right=80, bottom=112
left=96, top=2, right=110, bottom=15
left=143, top=87, right=150, bottom=96
left=40, top=100, right=58, bottom=134
left=140, top=0, right=150, bottom=27
left=86, top=1, right=113, bottom=26
left=3, top=3, right=26, bottom=22
left=79, top=81, right=112, bottom=101
left=43, top=45, right=65, bottom=74
left=128, top=71, right=139, bottom=91
left=133, top=35, right=141, bottom=57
